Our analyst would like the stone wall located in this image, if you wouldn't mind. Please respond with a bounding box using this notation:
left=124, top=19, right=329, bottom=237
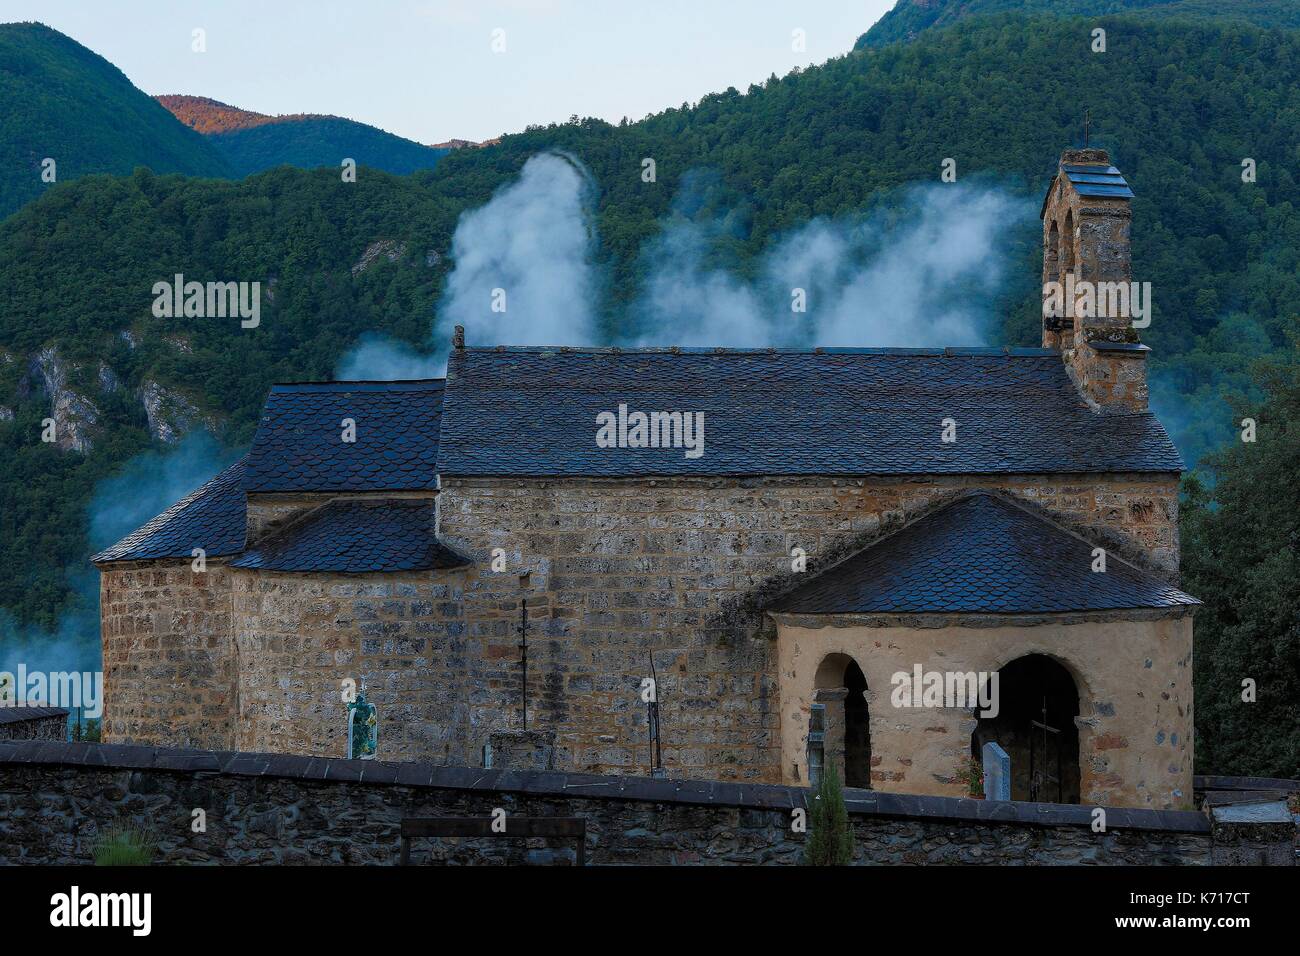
left=773, top=612, right=1195, bottom=808
left=435, top=473, right=1181, bottom=784
left=229, top=566, right=471, bottom=761
left=0, top=710, right=68, bottom=741
left=99, top=561, right=236, bottom=749
left=99, top=473, right=1182, bottom=801
left=0, top=741, right=1221, bottom=866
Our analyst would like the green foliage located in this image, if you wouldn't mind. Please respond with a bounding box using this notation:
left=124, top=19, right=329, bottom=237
left=210, top=117, right=451, bottom=177
left=958, top=757, right=985, bottom=798
left=804, top=763, right=854, bottom=865
left=92, top=823, right=156, bottom=866
left=1180, top=346, right=1300, bottom=778
left=856, top=0, right=1300, bottom=50
left=0, top=22, right=229, bottom=218
left=72, top=717, right=100, bottom=742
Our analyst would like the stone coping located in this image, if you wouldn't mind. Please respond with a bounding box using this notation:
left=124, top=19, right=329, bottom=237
left=0, top=740, right=1211, bottom=834
left=1195, top=774, right=1300, bottom=792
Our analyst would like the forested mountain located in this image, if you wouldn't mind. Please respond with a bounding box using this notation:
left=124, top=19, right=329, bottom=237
left=857, top=0, right=1300, bottom=48
left=1181, top=349, right=1300, bottom=777
left=0, top=22, right=229, bottom=218
left=0, top=8, right=1296, bottom=773
left=157, top=95, right=284, bottom=133
left=158, top=94, right=452, bottom=176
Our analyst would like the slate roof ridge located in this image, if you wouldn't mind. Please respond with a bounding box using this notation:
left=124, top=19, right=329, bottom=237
left=775, top=489, right=996, bottom=595
left=268, top=379, right=445, bottom=393
left=457, top=344, right=1059, bottom=358
left=240, top=493, right=345, bottom=549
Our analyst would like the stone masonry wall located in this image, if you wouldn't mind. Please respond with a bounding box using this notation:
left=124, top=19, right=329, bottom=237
left=100, top=473, right=1181, bottom=796
left=0, top=742, right=1219, bottom=866
left=0, top=712, right=68, bottom=740
left=436, top=473, right=1181, bottom=784
left=775, top=614, right=1195, bottom=808
left=99, top=561, right=236, bottom=749
left=230, top=567, right=471, bottom=761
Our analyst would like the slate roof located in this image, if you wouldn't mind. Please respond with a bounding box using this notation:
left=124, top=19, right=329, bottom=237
left=771, top=493, right=1199, bottom=615
left=1062, top=163, right=1135, bottom=200
left=243, top=380, right=443, bottom=493
left=436, top=347, right=1184, bottom=477
left=1040, top=164, right=1135, bottom=217
left=230, top=499, right=471, bottom=573
left=0, top=705, right=69, bottom=726
left=91, top=459, right=247, bottom=563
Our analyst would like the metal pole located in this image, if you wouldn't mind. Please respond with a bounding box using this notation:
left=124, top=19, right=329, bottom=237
left=519, top=598, right=528, bottom=732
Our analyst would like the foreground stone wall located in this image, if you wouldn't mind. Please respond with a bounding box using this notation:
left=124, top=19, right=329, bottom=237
left=774, top=613, right=1195, bottom=808
left=436, top=474, right=1181, bottom=783
left=0, top=742, right=1222, bottom=866
left=99, top=561, right=236, bottom=749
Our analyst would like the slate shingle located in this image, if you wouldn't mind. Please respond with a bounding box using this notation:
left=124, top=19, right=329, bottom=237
left=772, top=493, right=1200, bottom=615
left=91, top=459, right=247, bottom=563
left=436, top=347, right=1183, bottom=477
left=243, top=380, right=443, bottom=493
left=230, top=499, right=471, bottom=573
left=0, top=706, right=70, bottom=726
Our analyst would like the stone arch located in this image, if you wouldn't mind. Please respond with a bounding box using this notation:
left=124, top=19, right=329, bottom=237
left=970, top=653, right=1082, bottom=803
left=811, top=652, right=872, bottom=789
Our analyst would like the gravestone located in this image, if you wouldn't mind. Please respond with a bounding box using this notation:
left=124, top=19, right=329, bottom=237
left=982, top=742, right=1011, bottom=801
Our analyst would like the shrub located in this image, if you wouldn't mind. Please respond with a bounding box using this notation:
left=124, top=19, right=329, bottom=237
left=803, top=762, right=853, bottom=865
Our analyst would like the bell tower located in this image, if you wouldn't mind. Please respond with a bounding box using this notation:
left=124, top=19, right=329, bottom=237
left=1040, top=147, right=1149, bottom=413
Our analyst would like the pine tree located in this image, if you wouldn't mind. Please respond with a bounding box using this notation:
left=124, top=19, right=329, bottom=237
left=803, top=762, right=854, bottom=865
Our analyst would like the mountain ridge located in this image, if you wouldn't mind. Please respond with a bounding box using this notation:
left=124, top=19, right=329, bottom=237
left=0, top=21, right=230, bottom=217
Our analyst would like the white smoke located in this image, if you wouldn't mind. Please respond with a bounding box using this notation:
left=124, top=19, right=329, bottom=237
left=632, top=184, right=1029, bottom=347
left=337, top=151, right=599, bottom=379
left=337, top=154, right=1031, bottom=374
left=0, top=431, right=237, bottom=683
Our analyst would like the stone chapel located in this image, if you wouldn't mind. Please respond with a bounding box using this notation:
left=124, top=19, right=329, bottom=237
left=95, top=148, right=1198, bottom=810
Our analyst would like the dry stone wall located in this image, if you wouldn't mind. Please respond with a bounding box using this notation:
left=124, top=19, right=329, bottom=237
left=0, top=742, right=1222, bottom=866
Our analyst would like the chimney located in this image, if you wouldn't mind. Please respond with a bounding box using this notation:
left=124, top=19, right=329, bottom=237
left=1040, top=148, right=1149, bottom=413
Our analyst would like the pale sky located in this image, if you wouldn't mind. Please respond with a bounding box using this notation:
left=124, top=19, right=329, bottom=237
left=3, top=0, right=895, bottom=143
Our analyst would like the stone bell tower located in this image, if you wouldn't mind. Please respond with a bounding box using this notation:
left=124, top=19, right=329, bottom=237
left=1040, top=147, right=1149, bottom=413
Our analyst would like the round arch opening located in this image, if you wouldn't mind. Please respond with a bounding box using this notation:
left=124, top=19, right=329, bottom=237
left=810, top=653, right=872, bottom=789
left=970, top=654, right=1080, bottom=803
